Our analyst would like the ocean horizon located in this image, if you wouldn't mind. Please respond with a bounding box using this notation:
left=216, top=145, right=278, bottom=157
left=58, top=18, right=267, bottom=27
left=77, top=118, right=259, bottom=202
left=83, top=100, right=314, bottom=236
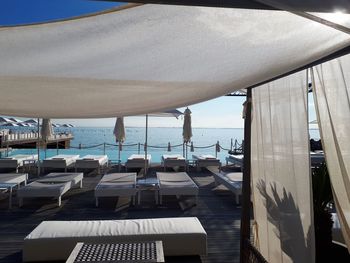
left=4, top=127, right=321, bottom=163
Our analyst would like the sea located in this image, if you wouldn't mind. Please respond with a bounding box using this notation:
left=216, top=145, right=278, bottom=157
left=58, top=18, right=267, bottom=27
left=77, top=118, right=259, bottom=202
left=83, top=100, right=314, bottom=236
left=4, top=127, right=321, bottom=163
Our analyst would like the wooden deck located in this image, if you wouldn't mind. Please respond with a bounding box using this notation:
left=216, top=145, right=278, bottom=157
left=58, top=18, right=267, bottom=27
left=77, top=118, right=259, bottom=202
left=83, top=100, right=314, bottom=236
left=0, top=165, right=242, bottom=263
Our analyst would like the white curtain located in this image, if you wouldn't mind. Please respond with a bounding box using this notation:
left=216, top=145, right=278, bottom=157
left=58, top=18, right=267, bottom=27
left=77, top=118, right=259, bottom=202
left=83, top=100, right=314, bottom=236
left=312, top=55, right=350, bottom=251
left=251, top=70, right=315, bottom=263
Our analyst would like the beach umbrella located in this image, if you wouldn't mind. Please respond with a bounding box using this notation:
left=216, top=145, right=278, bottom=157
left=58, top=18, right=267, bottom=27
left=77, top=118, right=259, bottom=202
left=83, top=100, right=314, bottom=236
left=182, top=108, right=192, bottom=159
left=41, top=119, right=54, bottom=158
left=113, top=117, right=125, bottom=168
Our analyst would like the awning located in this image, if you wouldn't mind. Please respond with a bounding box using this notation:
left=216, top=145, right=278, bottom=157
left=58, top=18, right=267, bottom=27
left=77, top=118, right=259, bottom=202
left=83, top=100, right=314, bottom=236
left=1, top=4, right=350, bottom=118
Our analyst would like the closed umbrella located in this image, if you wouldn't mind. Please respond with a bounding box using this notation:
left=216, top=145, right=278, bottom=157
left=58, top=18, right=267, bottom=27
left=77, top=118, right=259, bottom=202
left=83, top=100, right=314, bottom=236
left=113, top=117, right=125, bottom=170
left=183, top=108, right=192, bottom=159
left=41, top=119, right=54, bottom=159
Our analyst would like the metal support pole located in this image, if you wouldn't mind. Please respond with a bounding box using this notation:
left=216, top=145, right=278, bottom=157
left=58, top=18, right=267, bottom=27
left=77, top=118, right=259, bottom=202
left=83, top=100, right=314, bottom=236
left=37, top=118, right=40, bottom=176
left=144, top=114, right=148, bottom=175
left=56, top=139, right=59, bottom=155
left=240, top=88, right=252, bottom=263
left=103, top=142, right=106, bottom=155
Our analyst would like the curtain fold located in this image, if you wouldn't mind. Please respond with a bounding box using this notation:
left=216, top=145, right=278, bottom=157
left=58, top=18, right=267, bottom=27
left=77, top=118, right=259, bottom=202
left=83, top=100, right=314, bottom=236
left=312, top=55, right=350, bottom=251
left=251, top=70, right=314, bottom=263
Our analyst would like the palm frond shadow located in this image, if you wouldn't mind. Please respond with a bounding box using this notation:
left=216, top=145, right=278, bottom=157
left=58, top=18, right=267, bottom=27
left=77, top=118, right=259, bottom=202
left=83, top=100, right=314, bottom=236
left=256, top=179, right=314, bottom=262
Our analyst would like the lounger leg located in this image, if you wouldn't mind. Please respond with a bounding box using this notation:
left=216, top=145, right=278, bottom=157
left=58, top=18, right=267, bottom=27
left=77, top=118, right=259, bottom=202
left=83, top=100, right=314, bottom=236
left=65, top=167, right=67, bottom=173
left=19, top=198, right=23, bottom=207
left=9, top=187, right=13, bottom=209
left=95, top=197, right=99, bottom=207
left=155, top=191, right=158, bottom=205
left=58, top=196, right=62, bottom=207
left=138, top=191, right=141, bottom=205
left=79, top=180, right=83, bottom=189
left=75, top=166, right=77, bottom=172
left=159, top=195, right=163, bottom=205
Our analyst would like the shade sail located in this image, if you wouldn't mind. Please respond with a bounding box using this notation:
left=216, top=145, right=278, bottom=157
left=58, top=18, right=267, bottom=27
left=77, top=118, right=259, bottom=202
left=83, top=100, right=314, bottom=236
left=1, top=5, right=350, bottom=118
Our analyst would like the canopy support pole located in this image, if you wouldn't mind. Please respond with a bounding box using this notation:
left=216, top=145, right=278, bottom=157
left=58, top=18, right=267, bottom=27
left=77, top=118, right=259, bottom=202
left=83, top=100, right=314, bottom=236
left=37, top=118, right=40, bottom=177
left=144, top=114, right=148, bottom=176
left=240, top=87, right=252, bottom=263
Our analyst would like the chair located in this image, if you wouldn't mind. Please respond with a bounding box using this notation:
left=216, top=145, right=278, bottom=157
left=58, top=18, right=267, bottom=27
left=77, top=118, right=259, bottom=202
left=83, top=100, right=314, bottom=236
left=17, top=172, right=83, bottom=207
left=125, top=154, right=151, bottom=171
left=161, top=154, right=187, bottom=171
left=157, top=172, right=198, bottom=205
left=42, top=154, right=79, bottom=172
left=0, top=154, right=38, bottom=172
left=75, top=155, right=108, bottom=174
left=192, top=154, right=221, bottom=171
left=213, top=172, right=242, bottom=204
left=0, top=173, right=28, bottom=186
left=225, top=154, right=244, bottom=171
left=94, top=173, right=137, bottom=207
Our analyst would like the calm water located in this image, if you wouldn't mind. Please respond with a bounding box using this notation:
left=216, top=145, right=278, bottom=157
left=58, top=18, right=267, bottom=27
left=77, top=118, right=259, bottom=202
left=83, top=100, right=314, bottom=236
left=4, top=127, right=321, bottom=163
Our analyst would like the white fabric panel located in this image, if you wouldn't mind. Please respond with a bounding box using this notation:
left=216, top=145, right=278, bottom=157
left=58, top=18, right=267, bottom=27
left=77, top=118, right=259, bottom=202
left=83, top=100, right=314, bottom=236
left=312, top=56, right=350, bottom=251
left=1, top=5, right=350, bottom=118
left=251, top=71, right=314, bottom=263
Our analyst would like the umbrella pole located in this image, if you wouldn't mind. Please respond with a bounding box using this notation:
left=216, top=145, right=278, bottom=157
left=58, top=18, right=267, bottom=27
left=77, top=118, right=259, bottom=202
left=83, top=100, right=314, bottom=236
left=145, top=114, right=148, bottom=176
left=118, top=144, right=121, bottom=172
left=37, top=118, right=40, bottom=176
left=240, top=88, right=252, bottom=263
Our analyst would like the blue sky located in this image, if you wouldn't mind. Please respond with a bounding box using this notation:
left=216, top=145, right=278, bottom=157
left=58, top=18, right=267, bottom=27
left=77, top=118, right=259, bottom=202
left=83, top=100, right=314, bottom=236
left=0, top=0, right=316, bottom=128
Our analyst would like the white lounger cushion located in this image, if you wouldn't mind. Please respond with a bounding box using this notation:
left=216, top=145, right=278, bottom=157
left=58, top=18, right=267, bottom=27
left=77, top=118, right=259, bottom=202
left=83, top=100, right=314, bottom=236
left=157, top=172, right=198, bottom=196
left=17, top=181, right=71, bottom=198
left=75, top=155, right=108, bottom=168
left=213, top=172, right=242, bottom=204
left=23, top=217, right=207, bottom=262
left=193, top=155, right=221, bottom=168
left=37, top=173, right=83, bottom=186
left=162, top=155, right=186, bottom=168
left=125, top=154, right=152, bottom=168
left=0, top=173, right=27, bottom=185
left=0, top=154, right=37, bottom=168
left=42, top=155, right=79, bottom=168
left=95, top=173, right=137, bottom=197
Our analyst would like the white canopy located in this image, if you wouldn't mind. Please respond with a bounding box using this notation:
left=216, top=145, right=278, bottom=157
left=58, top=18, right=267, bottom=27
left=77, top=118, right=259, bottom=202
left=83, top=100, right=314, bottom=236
left=1, top=4, right=350, bottom=118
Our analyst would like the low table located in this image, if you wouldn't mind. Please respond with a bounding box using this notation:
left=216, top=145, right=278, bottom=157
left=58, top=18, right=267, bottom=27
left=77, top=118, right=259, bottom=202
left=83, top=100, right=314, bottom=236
left=136, top=178, right=159, bottom=205
left=66, top=241, right=165, bottom=263
left=0, top=183, right=18, bottom=209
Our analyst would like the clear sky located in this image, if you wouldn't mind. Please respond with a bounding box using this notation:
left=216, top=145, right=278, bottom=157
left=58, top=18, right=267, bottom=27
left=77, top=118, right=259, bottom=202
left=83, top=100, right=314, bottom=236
left=0, top=0, right=316, bottom=128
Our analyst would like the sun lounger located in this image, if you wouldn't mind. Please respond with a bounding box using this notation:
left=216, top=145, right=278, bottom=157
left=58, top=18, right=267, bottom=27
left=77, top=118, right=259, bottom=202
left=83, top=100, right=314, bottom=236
left=0, top=173, right=28, bottom=208
left=0, top=154, right=38, bottom=172
left=75, top=155, right=108, bottom=174
left=94, top=173, right=137, bottom=207
left=310, top=151, right=325, bottom=167
left=213, top=172, right=242, bottom=204
left=42, top=154, right=79, bottom=172
left=125, top=154, right=151, bottom=171
left=157, top=172, right=198, bottom=205
left=17, top=172, right=83, bottom=207
left=23, top=217, right=207, bottom=262
left=162, top=154, right=187, bottom=171
left=0, top=173, right=28, bottom=186
left=226, top=154, right=244, bottom=171
left=192, top=154, right=221, bottom=171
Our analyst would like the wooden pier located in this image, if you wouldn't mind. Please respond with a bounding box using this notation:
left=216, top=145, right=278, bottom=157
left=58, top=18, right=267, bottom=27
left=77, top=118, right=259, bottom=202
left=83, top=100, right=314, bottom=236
left=0, top=132, right=73, bottom=149
left=0, top=166, right=242, bottom=263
